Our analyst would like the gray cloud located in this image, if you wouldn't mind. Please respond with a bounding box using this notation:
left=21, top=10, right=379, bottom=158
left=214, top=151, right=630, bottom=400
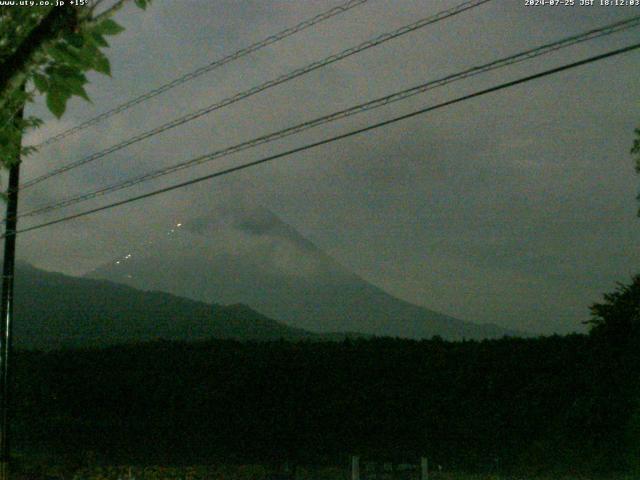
left=10, top=0, right=640, bottom=334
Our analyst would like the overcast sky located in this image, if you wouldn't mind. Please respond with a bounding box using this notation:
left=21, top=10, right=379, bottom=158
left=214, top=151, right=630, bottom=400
left=11, top=0, right=640, bottom=334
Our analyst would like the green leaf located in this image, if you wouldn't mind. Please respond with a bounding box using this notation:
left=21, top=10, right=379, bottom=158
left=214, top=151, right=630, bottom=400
left=50, top=65, right=87, bottom=83
left=48, top=71, right=90, bottom=103
left=96, top=19, right=125, bottom=36
left=21, top=145, right=37, bottom=157
left=24, top=116, right=44, bottom=128
left=48, top=43, right=83, bottom=65
left=46, top=90, right=68, bottom=118
left=90, top=31, right=109, bottom=48
left=66, top=32, right=84, bottom=48
left=32, top=72, right=48, bottom=93
left=93, top=52, right=111, bottom=76
left=76, top=41, right=102, bottom=69
left=135, top=0, right=147, bottom=9
left=68, top=83, right=90, bottom=102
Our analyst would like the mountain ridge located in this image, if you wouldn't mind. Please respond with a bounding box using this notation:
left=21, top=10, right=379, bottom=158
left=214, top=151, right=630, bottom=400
left=11, top=261, right=366, bottom=350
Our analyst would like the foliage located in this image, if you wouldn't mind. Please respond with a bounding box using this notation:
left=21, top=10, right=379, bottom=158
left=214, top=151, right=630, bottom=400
left=0, top=0, right=152, bottom=169
left=586, top=274, right=640, bottom=341
left=9, top=333, right=639, bottom=475
left=626, top=400, right=640, bottom=474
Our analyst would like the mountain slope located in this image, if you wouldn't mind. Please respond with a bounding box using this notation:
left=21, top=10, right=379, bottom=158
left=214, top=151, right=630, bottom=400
left=12, top=262, right=319, bottom=350
left=87, top=206, right=524, bottom=340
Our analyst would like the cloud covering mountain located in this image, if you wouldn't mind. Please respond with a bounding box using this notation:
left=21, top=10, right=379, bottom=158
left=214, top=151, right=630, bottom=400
left=87, top=204, right=525, bottom=340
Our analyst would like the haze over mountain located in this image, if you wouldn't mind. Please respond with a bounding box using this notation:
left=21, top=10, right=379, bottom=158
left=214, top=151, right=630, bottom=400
left=87, top=205, right=525, bottom=340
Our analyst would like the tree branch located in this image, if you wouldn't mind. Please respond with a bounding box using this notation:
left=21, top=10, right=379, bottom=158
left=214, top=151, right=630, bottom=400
left=0, top=6, right=78, bottom=98
left=93, top=0, right=127, bottom=21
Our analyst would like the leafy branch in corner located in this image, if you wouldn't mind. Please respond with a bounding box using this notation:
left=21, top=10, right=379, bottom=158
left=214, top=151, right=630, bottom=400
left=0, top=0, right=152, bottom=170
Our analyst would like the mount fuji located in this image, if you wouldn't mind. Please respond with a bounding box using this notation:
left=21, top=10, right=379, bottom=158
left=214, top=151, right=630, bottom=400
left=86, top=205, right=523, bottom=340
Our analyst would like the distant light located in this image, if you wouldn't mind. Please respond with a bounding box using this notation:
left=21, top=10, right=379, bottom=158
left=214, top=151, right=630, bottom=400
left=125, top=254, right=132, bottom=259
left=126, top=275, right=133, bottom=279
left=170, top=229, right=175, bottom=233
left=115, top=261, right=120, bottom=265
left=176, top=223, right=182, bottom=227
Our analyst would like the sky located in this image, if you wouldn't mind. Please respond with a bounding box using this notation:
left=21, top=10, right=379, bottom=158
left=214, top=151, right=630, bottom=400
left=9, top=0, right=640, bottom=335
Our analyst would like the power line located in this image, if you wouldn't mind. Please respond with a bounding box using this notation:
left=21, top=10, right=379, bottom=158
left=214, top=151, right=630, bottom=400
left=21, top=0, right=492, bottom=190
left=16, top=15, right=640, bottom=220
left=30, top=0, right=370, bottom=149
left=9, top=42, right=640, bottom=238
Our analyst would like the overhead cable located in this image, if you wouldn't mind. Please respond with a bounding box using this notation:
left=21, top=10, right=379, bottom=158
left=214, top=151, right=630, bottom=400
left=10, top=41, right=640, bottom=237
left=21, top=0, right=492, bottom=189
left=30, top=0, right=371, bottom=149
left=17, top=15, right=640, bottom=220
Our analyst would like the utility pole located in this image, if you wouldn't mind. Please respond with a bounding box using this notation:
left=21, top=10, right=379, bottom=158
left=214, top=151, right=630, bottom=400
left=0, top=21, right=77, bottom=478
left=0, top=106, right=23, bottom=480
